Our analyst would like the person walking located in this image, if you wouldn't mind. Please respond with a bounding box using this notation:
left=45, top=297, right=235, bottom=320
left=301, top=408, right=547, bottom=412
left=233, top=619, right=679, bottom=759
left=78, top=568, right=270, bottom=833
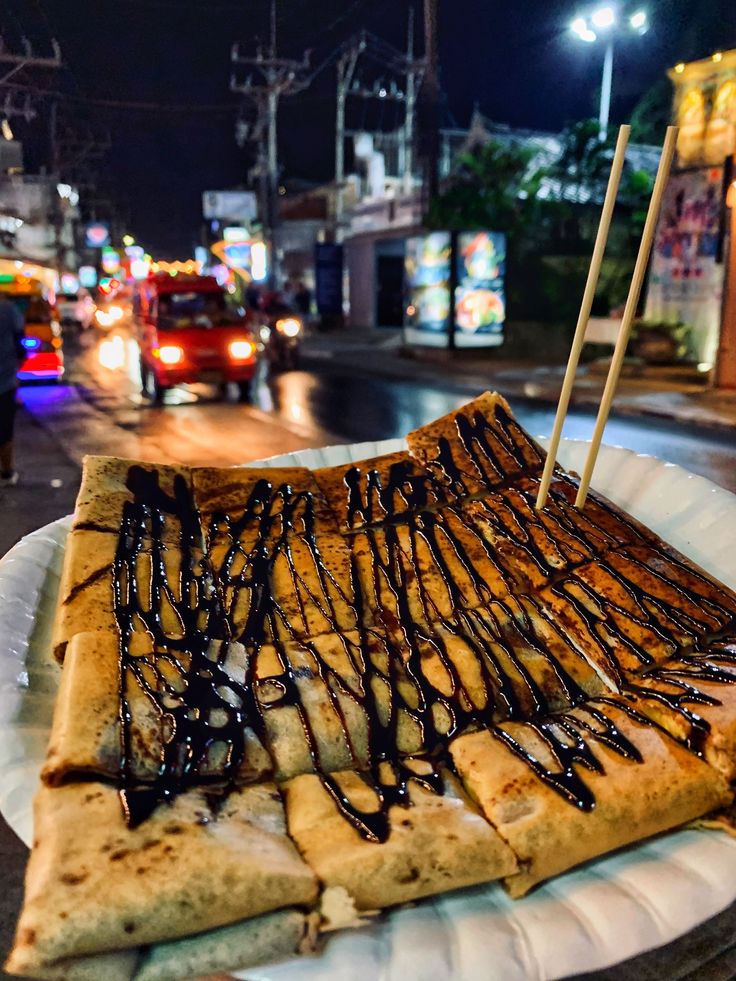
left=0, top=292, right=24, bottom=487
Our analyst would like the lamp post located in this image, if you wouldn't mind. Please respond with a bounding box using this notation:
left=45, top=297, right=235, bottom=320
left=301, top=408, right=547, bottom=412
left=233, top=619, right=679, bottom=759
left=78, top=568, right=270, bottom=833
left=570, top=6, right=649, bottom=140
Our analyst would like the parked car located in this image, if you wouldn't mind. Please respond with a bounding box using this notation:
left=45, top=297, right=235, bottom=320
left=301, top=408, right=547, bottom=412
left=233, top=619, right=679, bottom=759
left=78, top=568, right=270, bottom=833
left=134, top=274, right=258, bottom=402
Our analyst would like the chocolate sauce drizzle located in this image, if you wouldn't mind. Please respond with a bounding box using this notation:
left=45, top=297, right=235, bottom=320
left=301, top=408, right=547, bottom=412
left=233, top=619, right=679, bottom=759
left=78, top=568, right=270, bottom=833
left=110, top=404, right=736, bottom=835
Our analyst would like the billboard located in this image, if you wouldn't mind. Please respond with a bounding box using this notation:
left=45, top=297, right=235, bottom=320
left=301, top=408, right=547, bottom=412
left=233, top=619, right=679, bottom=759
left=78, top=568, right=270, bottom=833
left=78, top=265, right=97, bottom=288
left=455, top=231, right=506, bottom=344
left=84, top=222, right=110, bottom=248
left=404, top=232, right=451, bottom=337
left=404, top=231, right=505, bottom=348
left=644, top=167, right=724, bottom=366
left=202, top=190, right=257, bottom=223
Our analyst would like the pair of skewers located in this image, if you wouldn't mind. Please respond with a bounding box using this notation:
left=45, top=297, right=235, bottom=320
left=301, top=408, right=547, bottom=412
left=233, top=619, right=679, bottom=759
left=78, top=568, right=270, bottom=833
left=535, top=124, right=679, bottom=511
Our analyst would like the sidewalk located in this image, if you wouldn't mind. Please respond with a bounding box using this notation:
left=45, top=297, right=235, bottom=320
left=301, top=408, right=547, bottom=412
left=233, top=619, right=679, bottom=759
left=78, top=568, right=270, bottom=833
left=303, top=328, right=736, bottom=433
left=0, top=399, right=80, bottom=560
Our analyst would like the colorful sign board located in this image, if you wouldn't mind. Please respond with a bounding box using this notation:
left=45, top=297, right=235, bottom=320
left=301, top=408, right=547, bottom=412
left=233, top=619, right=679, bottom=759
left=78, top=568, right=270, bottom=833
left=79, top=265, right=98, bottom=288
left=60, top=273, right=80, bottom=295
left=223, top=226, right=249, bottom=242
left=455, top=231, right=506, bottom=343
left=404, top=232, right=451, bottom=336
left=101, top=247, right=121, bottom=275
left=202, top=190, right=257, bottom=223
left=404, top=231, right=505, bottom=348
left=644, top=166, right=725, bottom=367
left=671, top=51, right=736, bottom=166
left=84, top=222, right=111, bottom=248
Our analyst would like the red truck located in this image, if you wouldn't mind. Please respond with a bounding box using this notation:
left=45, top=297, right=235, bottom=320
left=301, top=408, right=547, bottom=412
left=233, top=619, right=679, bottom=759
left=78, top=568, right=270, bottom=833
left=134, top=274, right=258, bottom=402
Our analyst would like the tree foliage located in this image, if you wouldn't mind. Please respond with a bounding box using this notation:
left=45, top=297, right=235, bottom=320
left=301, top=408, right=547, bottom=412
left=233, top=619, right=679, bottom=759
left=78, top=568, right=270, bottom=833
left=424, top=119, right=657, bottom=322
left=425, top=140, right=543, bottom=235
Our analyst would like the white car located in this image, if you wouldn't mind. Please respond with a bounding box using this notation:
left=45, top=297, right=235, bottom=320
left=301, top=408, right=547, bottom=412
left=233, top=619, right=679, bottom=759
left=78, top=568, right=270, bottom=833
left=57, top=293, right=80, bottom=325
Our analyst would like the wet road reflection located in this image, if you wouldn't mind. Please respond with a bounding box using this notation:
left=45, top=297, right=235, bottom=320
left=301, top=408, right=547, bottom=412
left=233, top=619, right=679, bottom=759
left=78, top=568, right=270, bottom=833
left=55, top=327, right=736, bottom=492
left=266, top=368, right=736, bottom=492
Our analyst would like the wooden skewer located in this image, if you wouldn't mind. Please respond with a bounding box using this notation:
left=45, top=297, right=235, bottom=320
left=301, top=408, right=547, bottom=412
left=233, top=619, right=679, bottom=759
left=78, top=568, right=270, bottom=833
left=535, top=124, right=631, bottom=511
left=574, top=125, right=678, bottom=509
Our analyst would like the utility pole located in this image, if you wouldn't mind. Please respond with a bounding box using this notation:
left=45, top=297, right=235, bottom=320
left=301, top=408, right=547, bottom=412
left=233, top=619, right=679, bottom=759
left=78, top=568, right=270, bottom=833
left=421, top=0, right=440, bottom=206
left=48, top=98, right=64, bottom=283
left=403, top=5, right=419, bottom=196
left=231, top=0, right=311, bottom=288
left=334, top=36, right=363, bottom=240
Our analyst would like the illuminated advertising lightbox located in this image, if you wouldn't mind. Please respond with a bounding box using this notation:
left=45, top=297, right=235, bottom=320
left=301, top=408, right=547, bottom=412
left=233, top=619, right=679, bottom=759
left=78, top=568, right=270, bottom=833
left=404, top=232, right=451, bottom=339
left=101, top=247, right=121, bottom=274
left=454, top=231, right=505, bottom=347
left=85, top=222, right=110, bottom=248
left=223, top=226, right=249, bottom=242
left=60, top=273, right=79, bottom=294
left=404, top=231, right=505, bottom=348
left=79, top=265, right=97, bottom=288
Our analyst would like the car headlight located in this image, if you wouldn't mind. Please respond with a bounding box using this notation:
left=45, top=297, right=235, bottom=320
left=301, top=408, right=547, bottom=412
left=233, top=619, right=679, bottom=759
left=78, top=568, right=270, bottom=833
left=109, top=305, right=124, bottom=320
left=229, top=339, right=256, bottom=360
left=259, top=325, right=271, bottom=343
left=275, top=317, right=301, bottom=338
left=95, top=310, right=113, bottom=327
left=156, top=345, right=184, bottom=365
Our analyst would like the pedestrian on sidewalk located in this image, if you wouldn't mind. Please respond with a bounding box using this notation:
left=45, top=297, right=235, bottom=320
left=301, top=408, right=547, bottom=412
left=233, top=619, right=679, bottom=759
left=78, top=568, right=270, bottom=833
left=0, top=292, right=24, bottom=487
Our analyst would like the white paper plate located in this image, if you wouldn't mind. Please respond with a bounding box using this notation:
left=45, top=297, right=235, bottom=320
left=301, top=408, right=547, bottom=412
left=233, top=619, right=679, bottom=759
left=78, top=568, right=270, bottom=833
left=2, top=438, right=736, bottom=981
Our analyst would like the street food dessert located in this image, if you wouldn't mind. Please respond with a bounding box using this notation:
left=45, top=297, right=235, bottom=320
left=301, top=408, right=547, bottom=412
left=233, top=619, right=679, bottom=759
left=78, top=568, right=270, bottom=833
left=8, top=392, right=736, bottom=981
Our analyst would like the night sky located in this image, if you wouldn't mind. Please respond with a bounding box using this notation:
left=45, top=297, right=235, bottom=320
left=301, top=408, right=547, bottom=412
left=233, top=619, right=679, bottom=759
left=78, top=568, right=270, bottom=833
left=5, top=0, right=735, bottom=255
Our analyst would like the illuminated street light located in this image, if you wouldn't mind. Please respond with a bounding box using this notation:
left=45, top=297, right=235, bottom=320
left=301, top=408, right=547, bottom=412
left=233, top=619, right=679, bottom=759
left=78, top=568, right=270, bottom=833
left=590, top=6, right=615, bottom=28
left=570, top=6, right=650, bottom=140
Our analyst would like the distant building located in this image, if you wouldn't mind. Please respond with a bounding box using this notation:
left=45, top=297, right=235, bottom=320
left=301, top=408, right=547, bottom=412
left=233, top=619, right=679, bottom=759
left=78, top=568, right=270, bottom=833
left=0, top=141, right=79, bottom=274
left=342, top=113, right=661, bottom=330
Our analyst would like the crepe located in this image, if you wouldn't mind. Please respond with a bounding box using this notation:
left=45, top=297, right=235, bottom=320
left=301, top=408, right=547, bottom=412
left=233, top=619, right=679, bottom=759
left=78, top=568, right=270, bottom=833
left=133, top=908, right=311, bottom=981
left=283, top=761, right=517, bottom=910
left=10, top=391, right=736, bottom=981
left=196, top=466, right=358, bottom=643
left=406, top=392, right=546, bottom=497
left=450, top=699, right=733, bottom=898
left=52, top=530, right=212, bottom=663
left=6, top=781, right=317, bottom=975
left=619, top=650, right=736, bottom=780
left=314, top=450, right=447, bottom=533
left=72, top=457, right=194, bottom=546
left=42, top=632, right=272, bottom=787
left=5, top=951, right=137, bottom=981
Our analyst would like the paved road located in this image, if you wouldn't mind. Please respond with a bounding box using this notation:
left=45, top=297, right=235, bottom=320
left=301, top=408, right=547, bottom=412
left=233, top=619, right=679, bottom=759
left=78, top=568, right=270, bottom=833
left=21, top=326, right=736, bottom=491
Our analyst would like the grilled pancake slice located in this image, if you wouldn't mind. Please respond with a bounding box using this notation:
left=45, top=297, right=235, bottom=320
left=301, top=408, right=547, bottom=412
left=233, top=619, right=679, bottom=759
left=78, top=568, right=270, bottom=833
left=450, top=699, right=732, bottom=898
left=283, top=761, right=518, bottom=910
left=6, top=782, right=317, bottom=973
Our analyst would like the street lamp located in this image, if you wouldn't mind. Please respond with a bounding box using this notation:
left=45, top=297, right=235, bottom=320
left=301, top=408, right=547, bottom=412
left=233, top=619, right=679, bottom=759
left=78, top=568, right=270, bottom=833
left=570, top=6, right=649, bottom=140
